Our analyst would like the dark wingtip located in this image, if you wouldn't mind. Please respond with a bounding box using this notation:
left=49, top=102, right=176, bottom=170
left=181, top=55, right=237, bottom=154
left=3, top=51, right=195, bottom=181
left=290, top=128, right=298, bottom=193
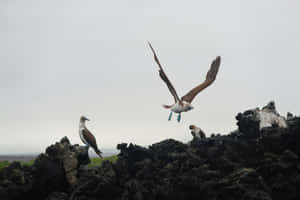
left=148, top=41, right=155, bottom=52
left=212, top=56, right=221, bottom=69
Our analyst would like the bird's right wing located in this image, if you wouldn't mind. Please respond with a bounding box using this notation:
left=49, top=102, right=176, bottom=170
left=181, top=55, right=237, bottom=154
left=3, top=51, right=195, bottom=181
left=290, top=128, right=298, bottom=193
left=82, top=128, right=99, bottom=151
left=148, top=42, right=180, bottom=103
left=181, top=56, right=221, bottom=103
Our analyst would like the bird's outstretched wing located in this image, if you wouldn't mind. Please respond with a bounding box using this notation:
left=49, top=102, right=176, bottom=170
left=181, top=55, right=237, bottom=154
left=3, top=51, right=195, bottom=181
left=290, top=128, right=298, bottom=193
left=148, top=42, right=180, bottom=103
left=82, top=128, right=100, bottom=152
left=181, top=56, right=221, bottom=103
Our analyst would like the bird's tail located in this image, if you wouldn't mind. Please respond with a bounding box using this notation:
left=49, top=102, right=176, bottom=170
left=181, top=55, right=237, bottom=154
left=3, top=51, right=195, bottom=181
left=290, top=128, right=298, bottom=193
left=162, top=104, right=172, bottom=109
left=95, top=149, right=103, bottom=158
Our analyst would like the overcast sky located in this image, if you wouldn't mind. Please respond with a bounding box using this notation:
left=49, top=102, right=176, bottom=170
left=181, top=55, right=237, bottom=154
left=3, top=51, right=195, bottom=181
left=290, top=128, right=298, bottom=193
left=1, top=0, right=299, bottom=154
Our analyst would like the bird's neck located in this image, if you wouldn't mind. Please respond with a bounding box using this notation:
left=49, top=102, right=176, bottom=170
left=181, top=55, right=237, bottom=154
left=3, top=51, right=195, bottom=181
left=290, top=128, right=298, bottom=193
left=79, top=121, right=86, bottom=129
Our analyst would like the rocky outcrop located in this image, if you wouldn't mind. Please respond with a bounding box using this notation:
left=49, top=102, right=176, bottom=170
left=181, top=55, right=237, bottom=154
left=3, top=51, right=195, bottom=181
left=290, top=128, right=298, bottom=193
left=0, top=137, right=90, bottom=200
left=0, top=162, right=33, bottom=200
left=1, top=102, right=300, bottom=200
left=236, top=101, right=287, bottom=139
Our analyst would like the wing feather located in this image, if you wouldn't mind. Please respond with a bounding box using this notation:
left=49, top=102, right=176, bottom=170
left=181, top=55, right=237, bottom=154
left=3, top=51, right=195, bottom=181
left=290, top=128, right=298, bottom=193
left=148, top=42, right=180, bottom=103
left=181, top=56, right=221, bottom=103
left=82, top=128, right=99, bottom=151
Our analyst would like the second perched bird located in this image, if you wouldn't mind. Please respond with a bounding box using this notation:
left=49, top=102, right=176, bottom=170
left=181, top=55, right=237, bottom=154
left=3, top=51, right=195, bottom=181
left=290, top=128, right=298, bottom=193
left=148, top=42, right=221, bottom=122
left=189, top=125, right=206, bottom=139
left=79, top=116, right=103, bottom=158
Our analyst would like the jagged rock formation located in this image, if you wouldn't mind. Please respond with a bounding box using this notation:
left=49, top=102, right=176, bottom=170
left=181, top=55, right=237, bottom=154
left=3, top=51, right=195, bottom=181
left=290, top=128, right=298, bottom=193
left=1, top=102, right=300, bottom=200
left=0, top=137, right=90, bottom=200
left=236, top=101, right=287, bottom=139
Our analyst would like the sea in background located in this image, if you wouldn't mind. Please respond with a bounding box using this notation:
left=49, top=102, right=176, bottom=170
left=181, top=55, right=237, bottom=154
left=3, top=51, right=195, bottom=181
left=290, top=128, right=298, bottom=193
left=0, top=148, right=119, bottom=162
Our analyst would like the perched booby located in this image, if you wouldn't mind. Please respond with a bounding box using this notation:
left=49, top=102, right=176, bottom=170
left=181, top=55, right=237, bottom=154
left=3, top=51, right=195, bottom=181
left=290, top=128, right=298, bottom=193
left=148, top=42, right=221, bottom=122
left=189, top=125, right=206, bottom=139
left=79, top=116, right=103, bottom=158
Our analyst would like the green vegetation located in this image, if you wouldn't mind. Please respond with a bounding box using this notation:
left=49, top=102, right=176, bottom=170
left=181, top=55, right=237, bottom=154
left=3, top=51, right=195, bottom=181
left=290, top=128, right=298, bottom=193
left=0, top=160, right=10, bottom=169
left=0, top=160, right=34, bottom=169
left=0, top=155, right=117, bottom=170
left=88, top=155, right=118, bottom=168
left=21, top=160, right=35, bottom=166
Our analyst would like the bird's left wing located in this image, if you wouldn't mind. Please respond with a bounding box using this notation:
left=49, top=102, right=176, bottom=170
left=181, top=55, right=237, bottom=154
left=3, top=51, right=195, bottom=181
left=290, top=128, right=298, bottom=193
left=181, top=56, right=221, bottom=103
left=148, top=42, right=180, bottom=103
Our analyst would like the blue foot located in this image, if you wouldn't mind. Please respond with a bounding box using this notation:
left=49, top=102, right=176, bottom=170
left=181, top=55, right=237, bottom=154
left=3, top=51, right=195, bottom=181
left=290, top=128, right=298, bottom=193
left=168, top=112, right=173, bottom=121
left=177, top=113, right=181, bottom=122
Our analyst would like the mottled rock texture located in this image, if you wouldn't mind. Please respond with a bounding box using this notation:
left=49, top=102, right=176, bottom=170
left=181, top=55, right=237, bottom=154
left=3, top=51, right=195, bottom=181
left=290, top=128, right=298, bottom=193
left=1, top=102, right=300, bottom=200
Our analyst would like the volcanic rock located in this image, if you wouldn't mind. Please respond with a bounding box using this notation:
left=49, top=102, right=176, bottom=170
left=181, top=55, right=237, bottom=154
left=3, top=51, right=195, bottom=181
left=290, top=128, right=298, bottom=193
left=1, top=101, right=300, bottom=200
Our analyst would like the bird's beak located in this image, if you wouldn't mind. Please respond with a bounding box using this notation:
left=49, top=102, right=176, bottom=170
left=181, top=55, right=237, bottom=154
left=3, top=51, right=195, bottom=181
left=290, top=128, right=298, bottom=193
left=86, top=118, right=90, bottom=121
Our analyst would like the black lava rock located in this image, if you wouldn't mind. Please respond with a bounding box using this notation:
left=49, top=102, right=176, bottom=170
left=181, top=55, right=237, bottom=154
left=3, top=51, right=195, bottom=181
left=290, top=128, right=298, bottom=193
left=1, top=102, right=300, bottom=200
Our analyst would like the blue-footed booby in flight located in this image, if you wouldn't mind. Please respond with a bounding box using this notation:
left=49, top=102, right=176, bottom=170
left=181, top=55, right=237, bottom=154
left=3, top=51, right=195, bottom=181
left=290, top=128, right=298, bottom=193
left=148, top=42, right=221, bottom=122
left=79, top=116, right=103, bottom=158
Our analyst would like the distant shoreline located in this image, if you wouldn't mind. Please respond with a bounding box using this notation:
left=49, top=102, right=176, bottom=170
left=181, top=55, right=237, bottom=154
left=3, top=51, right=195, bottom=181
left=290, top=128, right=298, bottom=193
left=0, top=155, right=37, bottom=162
left=0, top=151, right=118, bottom=162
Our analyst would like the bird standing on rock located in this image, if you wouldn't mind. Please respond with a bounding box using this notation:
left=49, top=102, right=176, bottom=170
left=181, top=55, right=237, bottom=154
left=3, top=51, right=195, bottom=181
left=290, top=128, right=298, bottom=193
left=79, top=116, right=103, bottom=158
left=189, top=125, right=206, bottom=139
left=148, top=42, right=221, bottom=122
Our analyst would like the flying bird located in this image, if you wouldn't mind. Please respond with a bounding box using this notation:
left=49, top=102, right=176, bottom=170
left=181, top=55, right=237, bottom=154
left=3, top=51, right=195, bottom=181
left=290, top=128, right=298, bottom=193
left=79, top=116, right=103, bottom=158
left=148, top=42, right=221, bottom=122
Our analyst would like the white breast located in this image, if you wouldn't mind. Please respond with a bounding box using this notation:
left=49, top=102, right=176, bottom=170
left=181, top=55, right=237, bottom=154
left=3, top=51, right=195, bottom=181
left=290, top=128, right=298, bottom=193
left=79, top=124, right=88, bottom=145
left=171, top=102, right=192, bottom=113
left=191, top=126, right=206, bottom=139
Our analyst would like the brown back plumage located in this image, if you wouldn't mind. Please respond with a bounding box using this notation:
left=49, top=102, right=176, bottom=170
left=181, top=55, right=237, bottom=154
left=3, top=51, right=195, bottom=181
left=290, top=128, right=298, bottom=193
left=82, top=128, right=102, bottom=157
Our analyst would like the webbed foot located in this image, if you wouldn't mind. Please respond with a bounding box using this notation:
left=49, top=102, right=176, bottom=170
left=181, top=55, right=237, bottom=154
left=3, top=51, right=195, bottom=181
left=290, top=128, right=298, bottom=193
left=168, top=112, right=173, bottom=121
left=177, top=113, right=181, bottom=122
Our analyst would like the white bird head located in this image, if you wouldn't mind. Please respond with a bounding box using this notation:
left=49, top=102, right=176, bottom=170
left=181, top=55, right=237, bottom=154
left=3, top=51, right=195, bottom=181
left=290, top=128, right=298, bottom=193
left=80, top=116, right=90, bottom=122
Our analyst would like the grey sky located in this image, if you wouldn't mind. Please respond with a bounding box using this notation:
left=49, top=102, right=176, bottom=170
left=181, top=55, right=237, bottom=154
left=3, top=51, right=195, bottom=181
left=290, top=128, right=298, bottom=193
left=1, top=0, right=299, bottom=154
